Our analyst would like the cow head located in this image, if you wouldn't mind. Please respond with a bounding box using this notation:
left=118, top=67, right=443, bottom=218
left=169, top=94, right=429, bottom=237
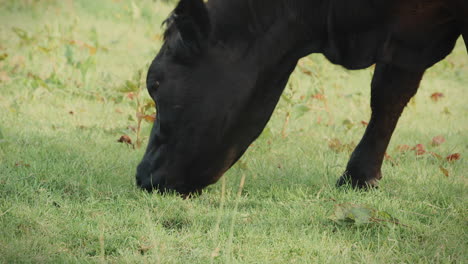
left=136, top=0, right=299, bottom=195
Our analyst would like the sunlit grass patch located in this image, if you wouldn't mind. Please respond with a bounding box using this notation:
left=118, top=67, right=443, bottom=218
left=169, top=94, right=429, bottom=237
left=0, top=0, right=467, bottom=263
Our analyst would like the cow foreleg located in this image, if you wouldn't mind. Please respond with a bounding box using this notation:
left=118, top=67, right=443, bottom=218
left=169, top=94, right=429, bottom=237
left=337, top=63, right=425, bottom=188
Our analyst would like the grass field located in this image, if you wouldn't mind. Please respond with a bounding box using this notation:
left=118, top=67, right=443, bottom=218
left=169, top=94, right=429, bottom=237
left=0, top=0, right=467, bottom=263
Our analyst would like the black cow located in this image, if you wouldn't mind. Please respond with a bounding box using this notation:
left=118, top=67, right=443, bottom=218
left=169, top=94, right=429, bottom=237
left=136, top=0, right=467, bottom=195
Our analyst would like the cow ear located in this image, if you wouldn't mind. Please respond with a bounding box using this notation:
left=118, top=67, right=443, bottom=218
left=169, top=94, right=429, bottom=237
left=173, top=0, right=211, bottom=52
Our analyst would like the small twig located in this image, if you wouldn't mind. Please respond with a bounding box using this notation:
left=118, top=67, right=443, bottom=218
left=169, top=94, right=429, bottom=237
left=0, top=206, right=14, bottom=218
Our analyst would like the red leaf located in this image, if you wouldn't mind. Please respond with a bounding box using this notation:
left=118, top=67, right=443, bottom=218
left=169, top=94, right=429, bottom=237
left=117, top=135, right=132, bottom=145
left=312, top=93, right=325, bottom=101
left=411, top=144, right=426, bottom=156
left=430, top=92, right=444, bottom=102
left=446, top=153, right=461, bottom=162
left=360, top=121, right=369, bottom=127
left=431, top=135, right=445, bottom=146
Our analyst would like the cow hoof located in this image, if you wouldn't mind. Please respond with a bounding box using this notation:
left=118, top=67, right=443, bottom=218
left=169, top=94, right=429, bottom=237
left=336, top=172, right=381, bottom=189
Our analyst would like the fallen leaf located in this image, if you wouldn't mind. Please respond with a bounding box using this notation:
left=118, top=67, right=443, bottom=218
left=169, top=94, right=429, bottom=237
left=328, top=138, right=342, bottom=153
left=312, top=93, right=325, bottom=101
left=137, top=112, right=156, bottom=123
left=330, top=203, right=372, bottom=225
left=411, top=144, right=426, bottom=156
left=84, top=43, right=97, bottom=55
left=329, top=203, right=402, bottom=226
left=126, top=92, right=136, bottom=100
left=446, top=153, right=461, bottom=162
left=138, top=244, right=154, bottom=255
left=396, top=144, right=411, bottom=153
left=384, top=152, right=398, bottom=166
left=431, top=135, right=445, bottom=146
left=15, top=161, right=30, bottom=167
left=384, top=153, right=392, bottom=160
left=142, top=114, right=156, bottom=123
left=328, top=138, right=355, bottom=153
left=299, top=67, right=313, bottom=76
left=117, top=135, right=132, bottom=145
left=430, top=92, right=444, bottom=102
left=68, top=111, right=74, bottom=115
left=439, top=166, right=449, bottom=177
left=360, top=121, right=368, bottom=126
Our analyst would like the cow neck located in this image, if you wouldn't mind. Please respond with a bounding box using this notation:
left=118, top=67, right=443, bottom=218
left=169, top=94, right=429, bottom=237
left=206, top=0, right=318, bottom=65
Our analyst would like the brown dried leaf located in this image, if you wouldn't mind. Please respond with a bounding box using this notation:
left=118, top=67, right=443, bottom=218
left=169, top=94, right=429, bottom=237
left=431, top=135, right=445, bottom=146
left=84, top=44, right=97, bottom=55
left=446, top=153, right=461, bottom=162
left=328, top=138, right=355, bottom=153
left=384, top=153, right=392, bottom=160
left=396, top=144, right=411, bottom=153
left=328, top=138, right=342, bottom=153
left=138, top=244, right=154, bottom=255
left=430, top=92, right=444, bottom=102
left=312, top=93, right=326, bottom=101
left=117, top=135, right=132, bottom=145
left=411, top=144, right=426, bottom=156
left=15, top=161, right=30, bottom=167
left=126, top=92, right=136, bottom=100
left=439, top=166, right=449, bottom=177
left=360, top=121, right=369, bottom=127
left=0, top=53, right=8, bottom=61
left=142, top=114, right=156, bottom=123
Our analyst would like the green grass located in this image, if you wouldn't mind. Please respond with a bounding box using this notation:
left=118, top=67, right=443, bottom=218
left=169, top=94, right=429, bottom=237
left=0, top=0, right=467, bottom=263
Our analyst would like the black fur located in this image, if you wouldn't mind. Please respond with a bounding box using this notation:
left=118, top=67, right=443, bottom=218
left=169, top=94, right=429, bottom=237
left=137, top=0, right=467, bottom=194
